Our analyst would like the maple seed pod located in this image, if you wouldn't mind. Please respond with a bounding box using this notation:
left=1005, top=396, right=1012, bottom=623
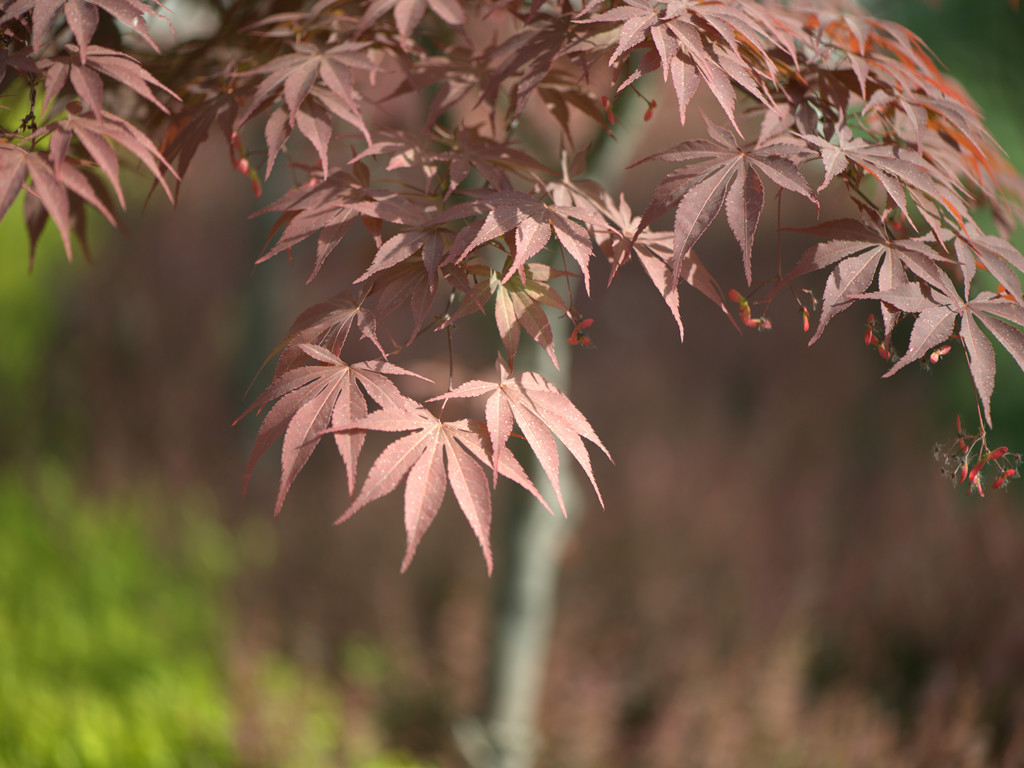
left=929, top=344, right=952, bottom=364
left=728, top=288, right=746, bottom=304
left=993, top=468, right=1017, bottom=489
left=971, top=473, right=986, bottom=497
left=802, top=307, right=810, bottom=333
left=644, top=100, right=657, bottom=122
left=569, top=318, right=594, bottom=346
left=987, top=446, right=1010, bottom=461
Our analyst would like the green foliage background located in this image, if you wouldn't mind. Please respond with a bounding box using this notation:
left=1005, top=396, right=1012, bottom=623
left=0, top=466, right=435, bottom=768
left=0, top=469, right=235, bottom=768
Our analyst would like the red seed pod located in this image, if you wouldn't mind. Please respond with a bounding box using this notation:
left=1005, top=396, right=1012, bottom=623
left=802, top=307, right=810, bottom=333
left=929, top=344, right=952, bottom=364
left=956, top=414, right=963, bottom=435
left=971, top=473, right=986, bottom=497
left=643, top=100, right=657, bottom=121
left=865, top=328, right=876, bottom=346
left=877, top=344, right=891, bottom=361
left=728, top=289, right=745, bottom=304
left=988, top=446, right=1009, bottom=461
left=568, top=318, right=594, bottom=346
left=993, top=468, right=1017, bottom=489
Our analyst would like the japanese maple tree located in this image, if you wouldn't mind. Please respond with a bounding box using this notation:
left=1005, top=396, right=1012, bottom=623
left=3, top=0, right=1024, bottom=573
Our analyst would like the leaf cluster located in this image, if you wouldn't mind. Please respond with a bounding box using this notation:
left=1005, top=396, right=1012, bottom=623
left=4, top=0, right=1024, bottom=569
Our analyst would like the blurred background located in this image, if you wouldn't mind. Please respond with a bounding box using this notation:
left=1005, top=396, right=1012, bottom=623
left=2, top=1, right=1024, bottom=766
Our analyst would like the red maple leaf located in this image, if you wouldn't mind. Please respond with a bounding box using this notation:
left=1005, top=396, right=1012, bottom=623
left=333, top=407, right=549, bottom=574
left=436, top=360, right=610, bottom=512
left=239, top=344, right=426, bottom=511
left=635, top=115, right=817, bottom=285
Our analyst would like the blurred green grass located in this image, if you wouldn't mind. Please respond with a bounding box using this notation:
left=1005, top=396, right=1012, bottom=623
left=0, top=467, right=435, bottom=768
left=0, top=467, right=236, bottom=768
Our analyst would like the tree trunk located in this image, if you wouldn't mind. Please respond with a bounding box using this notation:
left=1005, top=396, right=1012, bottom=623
left=455, top=334, right=579, bottom=768
left=454, top=101, right=643, bottom=768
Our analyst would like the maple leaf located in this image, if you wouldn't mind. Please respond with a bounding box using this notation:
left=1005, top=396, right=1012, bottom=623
left=50, top=106, right=177, bottom=207
left=1, top=0, right=164, bottom=55
left=355, top=223, right=449, bottom=289
left=578, top=187, right=728, bottom=342
left=942, top=295, right=1024, bottom=427
left=233, top=39, right=377, bottom=167
left=635, top=116, right=816, bottom=285
left=578, top=0, right=798, bottom=130
left=432, top=125, right=552, bottom=193
left=274, top=291, right=389, bottom=374
left=803, top=126, right=968, bottom=228
left=333, top=408, right=549, bottom=574
left=254, top=169, right=367, bottom=280
left=0, top=146, right=29, bottom=225
left=788, top=217, right=959, bottom=343
left=492, top=266, right=568, bottom=369
left=371, top=261, right=440, bottom=344
left=435, top=361, right=610, bottom=513
left=357, top=0, right=466, bottom=46
left=859, top=281, right=1024, bottom=428
left=444, top=263, right=569, bottom=368
left=2, top=97, right=176, bottom=261
left=239, top=344, right=426, bottom=512
left=42, top=45, right=179, bottom=116
left=953, top=227, right=1024, bottom=305
left=429, top=190, right=604, bottom=293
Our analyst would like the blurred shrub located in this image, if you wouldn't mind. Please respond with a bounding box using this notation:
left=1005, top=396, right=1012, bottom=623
left=0, top=466, right=236, bottom=768
left=0, top=467, right=436, bottom=768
